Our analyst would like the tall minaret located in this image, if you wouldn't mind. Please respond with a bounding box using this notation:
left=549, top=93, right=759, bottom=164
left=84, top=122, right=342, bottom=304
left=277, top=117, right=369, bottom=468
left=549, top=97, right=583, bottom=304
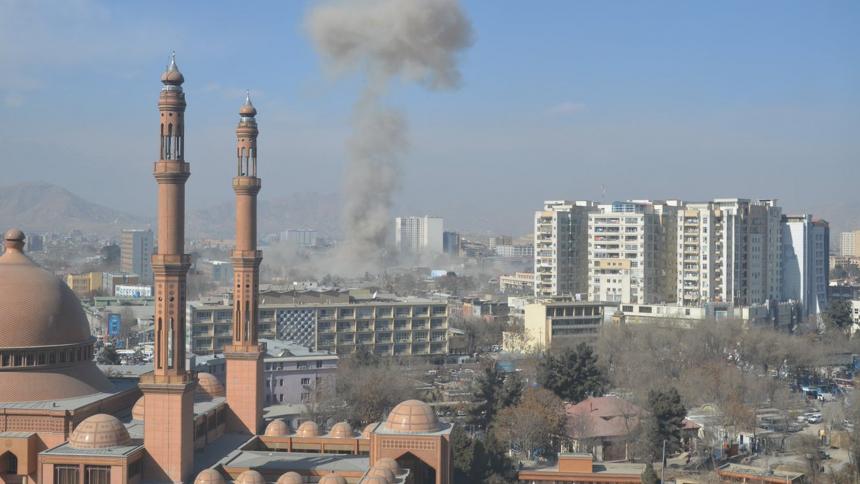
left=140, top=52, right=195, bottom=483
left=225, top=92, right=264, bottom=435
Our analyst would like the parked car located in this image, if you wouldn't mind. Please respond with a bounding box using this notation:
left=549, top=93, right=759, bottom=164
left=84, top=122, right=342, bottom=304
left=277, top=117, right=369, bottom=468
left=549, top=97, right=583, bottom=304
left=807, top=414, right=823, bottom=424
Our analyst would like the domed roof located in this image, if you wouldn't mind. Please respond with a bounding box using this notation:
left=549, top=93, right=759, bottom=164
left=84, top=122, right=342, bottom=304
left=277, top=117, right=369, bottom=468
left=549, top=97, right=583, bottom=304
left=362, top=422, right=378, bottom=438
left=264, top=418, right=290, bottom=436
left=276, top=472, right=303, bottom=484
left=132, top=396, right=145, bottom=420
left=161, top=52, right=184, bottom=85
left=361, top=477, right=389, bottom=484
left=374, top=458, right=400, bottom=475
left=318, top=474, right=346, bottom=484
left=194, top=469, right=227, bottom=484
left=196, top=372, right=225, bottom=399
left=366, top=466, right=394, bottom=482
left=384, top=400, right=440, bottom=433
left=240, top=92, right=257, bottom=117
left=328, top=421, right=354, bottom=439
left=295, top=421, right=320, bottom=437
left=69, top=414, right=132, bottom=449
left=0, top=230, right=92, bottom=348
left=235, top=470, right=265, bottom=484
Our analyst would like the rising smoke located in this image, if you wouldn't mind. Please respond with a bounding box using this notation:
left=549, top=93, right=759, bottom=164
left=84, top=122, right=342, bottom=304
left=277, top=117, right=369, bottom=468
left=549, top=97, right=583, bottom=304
left=307, top=0, right=473, bottom=274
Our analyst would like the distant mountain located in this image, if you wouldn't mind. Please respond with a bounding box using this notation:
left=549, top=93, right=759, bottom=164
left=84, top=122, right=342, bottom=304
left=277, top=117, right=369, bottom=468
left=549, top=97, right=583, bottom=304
left=188, top=192, right=342, bottom=240
left=0, top=182, right=150, bottom=237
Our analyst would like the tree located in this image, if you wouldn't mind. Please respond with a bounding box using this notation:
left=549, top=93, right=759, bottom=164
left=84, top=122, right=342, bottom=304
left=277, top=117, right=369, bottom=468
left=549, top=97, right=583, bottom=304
left=825, top=299, right=853, bottom=332
left=643, top=387, right=686, bottom=462
left=468, top=365, right=523, bottom=429
left=450, top=425, right=516, bottom=484
left=537, top=342, right=607, bottom=402
left=97, top=346, right=120, bottom=365
left=494, top=387, right=566, bottom=460
left=641, top=463, right=659, bottom=484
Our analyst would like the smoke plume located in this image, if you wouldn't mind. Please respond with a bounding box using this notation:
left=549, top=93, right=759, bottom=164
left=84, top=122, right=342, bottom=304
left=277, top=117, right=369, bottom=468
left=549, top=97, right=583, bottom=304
left=307, top=0, right=473, bottom=274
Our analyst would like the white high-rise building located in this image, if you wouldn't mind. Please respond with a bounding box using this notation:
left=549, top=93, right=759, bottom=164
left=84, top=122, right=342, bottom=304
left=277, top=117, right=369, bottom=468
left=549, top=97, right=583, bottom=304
left=121, top=228, right=153, bottom=284
left=782, top=215, right=829, bottom=317
left=534, top=201, right=597, bottom=298
left=394, top=216, right=443, bottom=255
left=677, top=203, right=719, bottom=306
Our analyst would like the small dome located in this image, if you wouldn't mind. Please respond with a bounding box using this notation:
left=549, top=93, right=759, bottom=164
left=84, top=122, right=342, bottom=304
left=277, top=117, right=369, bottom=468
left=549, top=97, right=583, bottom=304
left=69, top=414, right=131, bottom=449
left=361, top=422, right=378, bottom=438
left=328, top=421, right=354, bottom=439
left=385, top=400, right=440, bottom=433
left=295, top=420, right=320, bottom=438
left=366, top=466, right=395, bottom=482
left=240, top=92, right=257, bottom=117
left=235, top=470, right=266, bottom=484
left=276, top=472, right=303, bottom=484
left=194, top=469, right=227, bottom=484
left=264, top=419, right=290, bottom=436
left=132, top=396, right=145, bottom=420
left=318, top=474, right=346, bottom=484
left=361, top=477, right=389, bottom=484
left=4, top=228, right=24, bottom=248
left=374, top=458, right=400, bottom=475
left=161, top=52, right=184, bottom=85
left=196, top=372, right=225, bottom=399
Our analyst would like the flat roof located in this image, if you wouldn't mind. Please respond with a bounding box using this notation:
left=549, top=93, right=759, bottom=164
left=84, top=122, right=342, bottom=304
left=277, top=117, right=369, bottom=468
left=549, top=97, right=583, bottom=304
left=220, top=450, right=371, bottom=474
left=523, top=461, right=646, bottom=476
left=42, top=440, right=143, bottom=457
left=720, top=463, right=804, bottom=479
left=0, top=379, right=138, bottom=411
left=189, top=299, right=448, bottom=310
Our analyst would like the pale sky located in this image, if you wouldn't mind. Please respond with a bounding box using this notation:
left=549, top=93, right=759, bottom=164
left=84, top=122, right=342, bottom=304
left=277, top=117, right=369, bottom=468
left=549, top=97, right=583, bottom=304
left=1, top=0, right=858, bottom=235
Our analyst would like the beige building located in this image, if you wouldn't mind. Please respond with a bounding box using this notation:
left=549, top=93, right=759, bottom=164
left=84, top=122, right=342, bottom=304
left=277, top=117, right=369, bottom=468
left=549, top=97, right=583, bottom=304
left=523, top=299, right=608, bottom=351
left=498, top=271, right=535, bottom=294
left=65, top=271, right=104, bottom=296
left=189, top=297, right=449, bottom=357
left=534, top=200, right=598, bottom=298
left=841, top=230, right=860, bottom=257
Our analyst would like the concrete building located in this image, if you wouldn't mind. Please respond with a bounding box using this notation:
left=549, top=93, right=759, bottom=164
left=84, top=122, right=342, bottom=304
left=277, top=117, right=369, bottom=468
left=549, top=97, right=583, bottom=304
left=534, top=200, right=598, bottom=298
left=102, top=272, right=140, bottom=295
left=120, top=228, right=153, bottom=284
left=282, top=228, right=318, bottom=247
left=523, top=299, right=608, bottom=351
left=782, top=215, right=829, bottom=317
left=261, top=340, right=337, bottom=406
left=65, top=271, right=104, bottom=296
left=442, top=231, right=460, bottom=256
left=189, top=296, right=450, bottom=357
left=587, top=201, right=678, bottom=305
left=395, top=216, right=444, bottom=255
left=841, top=230, right=860, bottom=257
left=114, top=284, right=153, bottom=298
left=499, top=272, right=535, bottom=294
left=494, top=243, right=534, bottom=258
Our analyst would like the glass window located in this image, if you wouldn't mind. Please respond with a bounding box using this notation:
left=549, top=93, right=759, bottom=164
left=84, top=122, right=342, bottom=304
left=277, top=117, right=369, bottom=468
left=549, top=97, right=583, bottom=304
left=55, top=465, right=78, bottom=484
left=85, top=465, right=110, bottom=484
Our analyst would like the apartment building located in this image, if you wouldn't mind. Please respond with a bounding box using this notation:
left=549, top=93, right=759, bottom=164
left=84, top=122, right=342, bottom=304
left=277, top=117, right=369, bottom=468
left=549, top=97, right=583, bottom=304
left=677, top=204, right=719, bottom=305
left=395, top=216, right=444, bottom=254
left=499, top=272, right=536, bottom=294
left=65, top=271, right=104, bottom=296
left=782, top=215, right=829, bottom=316
left=841, top=230, right=860, bottom=257
left=523, top=299, right=608, bottom=350
left=534, top=200, right=598, bottom=298
left=188, top=296, right=449, bottom=356
left=587, top=201, right=678, bottom=304
left=120, top=228, right=153, bottom=283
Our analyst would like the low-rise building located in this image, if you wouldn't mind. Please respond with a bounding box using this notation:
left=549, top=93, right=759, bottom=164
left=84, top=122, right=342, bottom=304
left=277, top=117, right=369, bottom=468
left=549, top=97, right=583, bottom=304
left=517, top=453, right=645, bottom=483
left=499, top=272, right=535, bottom=295
left=65, top=271, right=103, bottom=296
left=523, top=299, right=609, bottom=351
left=717, top=463, right=805, bottom=483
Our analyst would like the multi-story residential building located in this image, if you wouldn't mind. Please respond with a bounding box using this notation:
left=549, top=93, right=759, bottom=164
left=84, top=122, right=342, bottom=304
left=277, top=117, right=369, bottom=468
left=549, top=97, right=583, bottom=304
left=65, top=271, right=104, bottom=296
left=120, top=228, right=153, bottom=283
left=188, top=294, right=449, bottom=356
left=499, top=272, right=536, bottom=294
left=534, top=200, right=598, bottom=298
left=841, top=230, right=860, bottom=257
left=394, top=215, right=444, bottom=254
left=523, top=299, right=609, bottom=350
left=494, top=243, right=534, bottom=258
left=677, top=203, right=718, bottom=306
left=587, top=201, right=678, bottom=304
left=782, top=215, right=829, bottom=317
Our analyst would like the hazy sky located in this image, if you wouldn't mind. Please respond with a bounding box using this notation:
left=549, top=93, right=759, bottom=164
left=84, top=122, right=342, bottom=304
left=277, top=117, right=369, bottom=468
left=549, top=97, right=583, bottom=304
left=1, top=0, right=858, bottom=235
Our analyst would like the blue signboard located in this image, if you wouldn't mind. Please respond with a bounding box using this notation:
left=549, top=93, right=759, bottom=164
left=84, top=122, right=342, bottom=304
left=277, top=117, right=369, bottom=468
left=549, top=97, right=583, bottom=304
left=108, top=313, right=121, bottom=337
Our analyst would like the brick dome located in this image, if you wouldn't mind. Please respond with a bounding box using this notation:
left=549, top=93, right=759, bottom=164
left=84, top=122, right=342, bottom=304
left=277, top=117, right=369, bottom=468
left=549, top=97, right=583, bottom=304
left=295, top=420, right=320, bottom=437
left=161, top=53, right=184, bottom=85
left=69, top=414, right=131, bottom=449
left=194, top=469, right=227, bottom=484
left=276, top=472, right=303, bottom=484
left=361, top=477, right=389, bottom=484
left=196, top=372, right=225, bottom=399
left=132, top=396, right=145, bottom=420
left=374, top=458, right=401, bottom=475
left=264, top=418, right=290, bottom=436
left=328, top=421, right=354, bottom=439
left=367, top=466, right=395, bottom=482
left=235, top=470, right=265, bottom=484
left=318, top=474, right=346, bottom=484
left=384, top=400, right=440, bottom=433
left=362, top=422, right=378, bottom=438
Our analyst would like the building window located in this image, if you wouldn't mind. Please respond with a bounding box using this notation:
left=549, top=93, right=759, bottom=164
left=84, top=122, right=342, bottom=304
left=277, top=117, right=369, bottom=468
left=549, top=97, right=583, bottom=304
left=279, top=394, right=284, bottom=402
left=85, top=465, right=110, bottom=484
left=128, top=459, right=143, bottom=479
left=316, top=360, right=323, bottom=368
left=55, top=465, right=78, bottom=484
left=301, top=377, right=311, bottom=385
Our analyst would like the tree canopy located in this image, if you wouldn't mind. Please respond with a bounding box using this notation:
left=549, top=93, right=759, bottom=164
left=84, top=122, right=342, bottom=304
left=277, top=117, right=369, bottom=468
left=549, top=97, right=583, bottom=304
left=537, top=342, right=607, bottom=402
left=643, top=387, right=687, bottom=462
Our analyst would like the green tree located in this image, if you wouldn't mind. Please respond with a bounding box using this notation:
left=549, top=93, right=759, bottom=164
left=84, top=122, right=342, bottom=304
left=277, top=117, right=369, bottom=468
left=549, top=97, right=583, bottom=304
left=97, top=346, right=120, bottom=365
left=468, top=365, right=523, bottom=429
left=537, top=342, right=607, bottom=402
left=643, top=387, right=687, bottom=462
left=641, top=463, right=659, bottom=484
left=450, top=426, right=516, bottom=484
left=825, top=299, right=853, bottom=331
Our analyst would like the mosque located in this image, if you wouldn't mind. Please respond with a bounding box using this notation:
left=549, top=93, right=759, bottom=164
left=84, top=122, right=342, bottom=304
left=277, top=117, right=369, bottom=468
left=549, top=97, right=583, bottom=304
left=0, top=55, right=452, bottom=484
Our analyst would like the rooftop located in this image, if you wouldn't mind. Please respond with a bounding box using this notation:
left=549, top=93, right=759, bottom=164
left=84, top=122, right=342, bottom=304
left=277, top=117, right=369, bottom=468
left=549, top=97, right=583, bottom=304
left=220, top=450, right=370, bottom=474
left=0, top=378, right=137, bottom=411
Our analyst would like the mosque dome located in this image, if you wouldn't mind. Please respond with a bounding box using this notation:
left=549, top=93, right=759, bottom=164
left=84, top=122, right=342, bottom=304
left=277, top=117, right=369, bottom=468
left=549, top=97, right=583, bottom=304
left=374, top=458, right=401, bottom=475
left=295, top=421, right=320, bottom=437
left=384, top=400, right=440, bottom=433
left=264, top=418, right=290, bottom=436
left=361, top=477, right=389, bottom=484
left=161, top=53, right=184, bottom=85
left=0, top=229, right=114, bottom=403
left=328, top=421, right=354, bottom=439
left=362, top=422, right=378, bottom=438
left=276, top=472, right=303, bottom=484
left=318, top=474, right=347, bottom=484
left=69, top=414, right=131, bottom=449
left=194, top=469, right=227, bottom=484
left=240, top=93, right=257, bottom=117
left=366, top=466, right=395, bottom=482
left=132, top=396, right=145, bottom=420
left=235, top=470, right=266, bottom=484
left=196, top=372, right=226, bottom=399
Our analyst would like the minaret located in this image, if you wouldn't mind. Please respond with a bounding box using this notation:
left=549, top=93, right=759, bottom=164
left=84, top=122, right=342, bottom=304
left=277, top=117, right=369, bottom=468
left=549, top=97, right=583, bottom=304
left=140, top=52, right=195, bottom=483
left=225, top=91, right=264, bottom=434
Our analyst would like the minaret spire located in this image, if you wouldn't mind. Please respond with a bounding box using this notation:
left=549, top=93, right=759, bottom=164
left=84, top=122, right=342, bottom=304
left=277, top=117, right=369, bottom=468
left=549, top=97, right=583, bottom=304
left=141, top=52, right=195, bottom=483
left=225, top=91, right=264, bottom=434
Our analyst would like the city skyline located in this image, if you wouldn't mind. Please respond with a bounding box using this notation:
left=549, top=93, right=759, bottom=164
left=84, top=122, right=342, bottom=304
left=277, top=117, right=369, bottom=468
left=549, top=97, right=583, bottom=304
left=1, top=1, right=858, bottom=236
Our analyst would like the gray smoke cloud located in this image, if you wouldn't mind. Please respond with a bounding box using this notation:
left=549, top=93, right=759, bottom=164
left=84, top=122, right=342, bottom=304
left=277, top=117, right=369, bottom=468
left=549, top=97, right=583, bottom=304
left=307, top=0, right=473, bottom=274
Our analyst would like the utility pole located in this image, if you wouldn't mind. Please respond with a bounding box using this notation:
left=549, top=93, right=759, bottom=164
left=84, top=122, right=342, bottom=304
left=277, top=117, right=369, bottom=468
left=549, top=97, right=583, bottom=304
left=661, top=439, right=667, bottom=483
